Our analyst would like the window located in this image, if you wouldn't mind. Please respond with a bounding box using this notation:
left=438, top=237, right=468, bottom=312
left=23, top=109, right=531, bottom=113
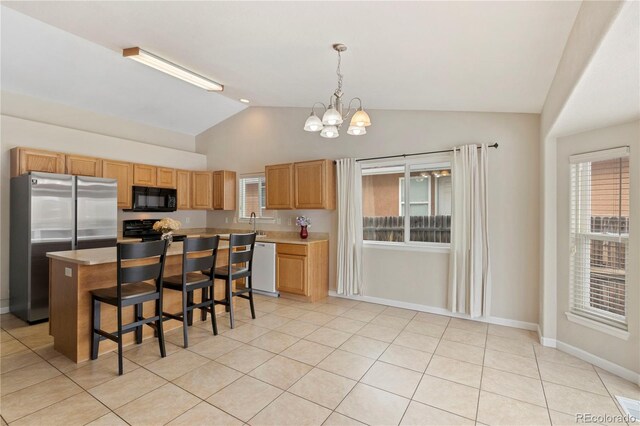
left=361, top=157, right=451, bottom=244
left=569, top=147, right=630, bottom=330
left=238, top=174, right=272, bottom=220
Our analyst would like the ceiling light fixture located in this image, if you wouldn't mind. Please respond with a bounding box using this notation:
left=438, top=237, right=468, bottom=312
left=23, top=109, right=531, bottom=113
left=123, top=47, right=223, bottom=91
left=304, top=43, right=371, bottom=138
left=239, top=98, right=250, bottom=103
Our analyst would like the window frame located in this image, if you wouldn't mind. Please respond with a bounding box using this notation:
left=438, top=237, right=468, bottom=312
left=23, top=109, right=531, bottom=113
left=398, top=175, right=431, bottom=217
left=360, top=153, right=452, bottom=250
left=237, top=173, right=275, bottom=223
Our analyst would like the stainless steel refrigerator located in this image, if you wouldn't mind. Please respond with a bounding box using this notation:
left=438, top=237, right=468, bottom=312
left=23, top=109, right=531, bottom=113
left=10, top=172, right=117, bottom=323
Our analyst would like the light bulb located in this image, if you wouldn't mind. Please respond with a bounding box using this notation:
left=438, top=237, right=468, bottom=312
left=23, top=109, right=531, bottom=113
left=304, top=113, right=323, bottom=132
left=320, top=125, right=339, bottom=139
left=322, top=107, right=343, bottom=126
left=347, top=125, right=366, bottom=136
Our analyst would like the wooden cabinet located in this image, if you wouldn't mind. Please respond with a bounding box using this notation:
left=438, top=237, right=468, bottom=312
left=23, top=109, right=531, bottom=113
left=191, top=171, right=213, bottom=209
left=10, top=148, right=65, bottom=177
left=276, top=241, right=329, bottom=302
left=176, top=170, right=191, bottom=210
left=212, top=170, right=236, bottom=210
left=294, top=160, right=336, bottom=210
left=102, top=160, right=133, bottom=209
left=156, top=167, right=176, bottom=188
left=65, top=155, right=102, bottom=177
left=133, top=164, right=157, bottom=187
left=265, top=163, right=294, bottom=209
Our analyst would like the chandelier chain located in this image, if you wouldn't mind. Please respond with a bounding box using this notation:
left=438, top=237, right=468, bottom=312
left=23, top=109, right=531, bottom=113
left=335, top=50, right=343, bottom=97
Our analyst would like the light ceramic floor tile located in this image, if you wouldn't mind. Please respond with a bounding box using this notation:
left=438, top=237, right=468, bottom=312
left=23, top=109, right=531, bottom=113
left=485, top=334, right=534, bottom=358
left=115, top=383, right=200, bottom=426
left=413, top=374, right=479, bottom=420
left=317, top=349, right=376, bottom=381
left=379, top=344, right=432, bottom=372
left=0, top=375, right=83, bottom=423
left=188, top=335, right=244, bottom=359
left=393, top=331, right=440, bottom=353
left=339, top=334, right=389, bottom=359
left=86, top=412, right=129, bottom=426
left=322, top=412, right=366, bottom=426
left=0, top=339, right=29, bottom=357
left=483, top=348, right=540, bottom=379
left=289, top=368, right=357, bottom=409
left=381, top=306, right=417, bottom=320
left=340, top=309, right=378, bottom=323
left=356, top=323, right=401, bottom=343
left=324, top=317, right=367, bottom=334
left=249, top=330, right=300, bottom=353
left=351, top=303, right=386, bottom=314
left=481, top=367, right=546, bottom=407
left=400, top=400, right=475, bottom=426
left=413, top=312, right=451, bottom=326
left=249, top=391, right=332, bottom=426
left=1, top=360, right=61, bottom=395
left=276, top=320, right=320, bottom=338
left=172, top=360, right=243, bottom=399
left=426, top=355, right=483, bottom=388
left=167, top=401, right=243, bottom=426
left=370, top=314, right=411, bottom=330
left=477, top=391, right=551, bottom=425
left=336, top=383, right=409, bottom=426
left=249, top=355, right=312, bottom=389
left=66, top=352, right=141, bottom=389
left=595, top=366, right=640, bottom=399
left=32, top=343, right=63, bottom=360
left=281, top=340, right=334, bottom=366
left=305, top=327, right=353, bottom=348
left=548, top=409, right=583, bottom=426
left=16, top=333, right=54, bottom=349
left=88, top=367, right=166, bottom=409
left=442, top=327, right=487, bottom=348
left=313, top=304, right=349, bottom=316
left=0, top=350, right=41, bottom=374
left=273, top=306, right=308, bottom=319
left=250, top=313, right=292, bottom=330
left=207, top=375, right=282, bottom=422
left=403, top=320, right=447, bottom=338
left=488, top=324, right=536, bottom=342
left=360, top=361, right=422, bottom=398
left=448, top=318, right=488, bottom=334
left=122, top=339, right=181, bottom=366
left=145, top=348, right=209, bottom=380
left=11, top=391, right=109, bottom=426
left=222, top=323, right=271, bottom=343
left=435, top=339, right=485, bottom=365
left=543, top=381, right=623, bottom=418
left=216, top=344, right=274, bottom=373
left=534, top=344, right=594, bottom=370
left=538, top=361, right=608, bottom=395
left=298, top=311, right=337, bottom=326
left=165, top=325, right=215, bottom=347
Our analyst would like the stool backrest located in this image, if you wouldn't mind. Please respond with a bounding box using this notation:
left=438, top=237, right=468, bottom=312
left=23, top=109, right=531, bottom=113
left=182, top=236, right=220, bottom=278
left=227, top=233, right=257, bottom=272
left=117, top=240, right=168, bottom=299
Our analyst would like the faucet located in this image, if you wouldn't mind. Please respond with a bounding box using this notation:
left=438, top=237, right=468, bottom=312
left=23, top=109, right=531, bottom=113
left=250, top=212, right=257, bottom=234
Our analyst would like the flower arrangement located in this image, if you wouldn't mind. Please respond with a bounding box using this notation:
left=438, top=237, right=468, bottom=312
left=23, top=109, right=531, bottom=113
left=152, top=218, right=182, bottom=234
left=296, top=216, right=311, bottom=227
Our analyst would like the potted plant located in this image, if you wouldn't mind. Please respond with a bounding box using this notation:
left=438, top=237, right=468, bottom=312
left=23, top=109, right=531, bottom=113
left=152, top=217, right=182, bottom=245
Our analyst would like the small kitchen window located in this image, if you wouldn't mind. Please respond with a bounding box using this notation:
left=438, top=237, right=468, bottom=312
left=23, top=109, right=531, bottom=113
left=238, top=174, right=274, bottom=221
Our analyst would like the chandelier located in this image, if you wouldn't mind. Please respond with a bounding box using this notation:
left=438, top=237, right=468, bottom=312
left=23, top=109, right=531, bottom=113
left=304, top=43, right=371, bottom=138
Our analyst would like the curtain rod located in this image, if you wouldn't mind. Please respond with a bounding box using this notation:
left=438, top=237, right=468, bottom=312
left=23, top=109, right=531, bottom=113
left=353, top=142, right=498, bottom=163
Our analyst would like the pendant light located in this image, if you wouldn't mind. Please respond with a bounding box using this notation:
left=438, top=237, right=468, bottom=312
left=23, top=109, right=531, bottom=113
left=320, top=125, right=339, bottom=139
left=304, top=113, right=323, bottom=132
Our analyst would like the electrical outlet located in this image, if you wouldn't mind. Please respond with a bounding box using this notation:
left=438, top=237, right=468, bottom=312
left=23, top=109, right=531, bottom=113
left=233, top=217, right=238, bottom=223
left=225, top=217, right=229, bottom=224
left=185, top=217, right=190, bottom=224
left=65, top=267, right=72, bottom=277
left=276, top=217, right=281, bottom=224
left=287, top=217, right=292, bottom=226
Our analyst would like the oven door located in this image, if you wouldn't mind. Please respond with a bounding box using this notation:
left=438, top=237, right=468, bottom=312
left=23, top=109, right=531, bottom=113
left=131, top=186, right=177, bottom=212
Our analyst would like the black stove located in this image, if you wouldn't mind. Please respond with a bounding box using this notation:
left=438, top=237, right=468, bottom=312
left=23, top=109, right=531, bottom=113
left=122, top=219, right=186, bottom=242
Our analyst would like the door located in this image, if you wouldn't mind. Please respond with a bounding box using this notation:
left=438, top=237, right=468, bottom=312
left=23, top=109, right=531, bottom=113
left=294, top=160, right=327, bottom=209
left=192, top=171, right=212, bottom=209
left=265, top=164, right=294, bottom=209
left=102, top=160, right=132, bottom=209
left=157, top=167, right=176, bottom=188
left=176, top=170, right=191, bottom=209
left=133, top=164, right=157, bottom=186
left=11, top=148, right=65, bottom=177
left=76, top=177, right=118, bottom=248
left=276, top=253, right=307, bottom=295
left=66, top=155, right=102, bottom=177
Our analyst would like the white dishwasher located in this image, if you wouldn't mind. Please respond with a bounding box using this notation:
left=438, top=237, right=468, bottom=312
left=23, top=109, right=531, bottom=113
left=251, top=242, right=278, bottom=297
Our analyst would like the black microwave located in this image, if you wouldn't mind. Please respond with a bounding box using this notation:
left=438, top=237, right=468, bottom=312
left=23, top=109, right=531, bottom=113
left=128, top=186, right=177, bottom=212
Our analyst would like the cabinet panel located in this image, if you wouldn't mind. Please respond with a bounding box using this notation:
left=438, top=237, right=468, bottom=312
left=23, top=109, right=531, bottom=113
left=212, top=170, right=236, bottom=210
left=133, top=164, right=157, bottom=187
left=265, top=163, right=294, bottom=209
left=10, top=148, right=65, bottom=177
left=191, top=171, right=212, bottom=210
left=156, top=167, right=176, bottom=188
left=102, top=160, right=133, bottom=209
left=176, top=170, right=191, bottom=210
left=294, top=159, right=335, bottom=209
left=276, top=253, right=307, bottom=295
left=66, top=155, right=102, bottom=177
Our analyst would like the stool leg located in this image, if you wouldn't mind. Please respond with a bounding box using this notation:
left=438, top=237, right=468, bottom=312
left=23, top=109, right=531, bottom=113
left=200, top=287, right=208, bottom=321
left=91, top=297, right=100, bottom=360
left=117, top=306, right=123, bottom=376
left=248, top=275, right=256, bottom=320
left=209, top=282, right=218, bottom=335
left=156, top=297, right=166, bottom=358
left=135, top=303, right=143, bottom=344
left=187, top=291, right=194, bottom=326
left=182, top=289, right=189, bottom=348
left=227, top=277, right=234, bottom=329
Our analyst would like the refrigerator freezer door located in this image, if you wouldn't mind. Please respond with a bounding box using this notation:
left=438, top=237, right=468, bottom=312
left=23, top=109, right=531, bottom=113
left=30, top=173, right=74, bottom=244
left=76, top=176, right=117, bottom=248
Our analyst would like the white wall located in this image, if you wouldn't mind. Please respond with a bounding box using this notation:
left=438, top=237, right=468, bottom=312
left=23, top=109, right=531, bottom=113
left=0, top=112, right=208, bottom=311
left=196, top=107, right=540, bottom=325
left=556, top=120, right=639, bottom=375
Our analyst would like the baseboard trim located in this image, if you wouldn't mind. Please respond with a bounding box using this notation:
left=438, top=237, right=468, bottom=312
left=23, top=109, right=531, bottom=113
left=0, top=306, right=10, bottom=314
left=328, top=291, right=538, bottom=331
left=537, top=325, right=557, bottom=348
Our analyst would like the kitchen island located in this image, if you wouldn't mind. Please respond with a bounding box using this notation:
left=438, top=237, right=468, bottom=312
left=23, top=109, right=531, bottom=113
left=47, top=239, right=231, bottom=363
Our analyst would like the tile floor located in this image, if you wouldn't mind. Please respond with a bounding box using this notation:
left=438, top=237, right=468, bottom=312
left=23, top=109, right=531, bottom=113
left=1, top=295, right=638, bottom=425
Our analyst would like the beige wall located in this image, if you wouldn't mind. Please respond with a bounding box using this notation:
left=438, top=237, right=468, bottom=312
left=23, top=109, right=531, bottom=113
left=0, top=111, right=208, bottom=311
left=556, top=120, right=639, bottom=374
left=196, top=107, right=540, bottom=324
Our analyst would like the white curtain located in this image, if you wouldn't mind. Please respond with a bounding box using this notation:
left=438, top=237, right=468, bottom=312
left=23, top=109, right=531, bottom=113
left=336, top=158, right=364, bottom=296
left=448, top=144, right=491, bottom=318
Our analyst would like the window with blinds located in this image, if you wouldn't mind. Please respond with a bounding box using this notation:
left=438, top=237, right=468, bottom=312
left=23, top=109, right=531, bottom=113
left=238, top=174, right=271, bottom=219
left=569, top=146, right=630, bottom=330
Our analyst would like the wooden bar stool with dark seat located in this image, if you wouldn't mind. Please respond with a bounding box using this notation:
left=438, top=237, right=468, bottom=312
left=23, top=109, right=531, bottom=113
left=161, top=236, right=219, bottom=348
left=91, top=240, right=168, bottom=376
left=204, top=233, right=256, bottom=329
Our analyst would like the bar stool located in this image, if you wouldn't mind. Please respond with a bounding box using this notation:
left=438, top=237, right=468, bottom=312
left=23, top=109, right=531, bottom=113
left=204, top=233, right=256, bottom=329
left=161, top=236, right=219, bottom=348
left=91, top=240, right=168, bottom=375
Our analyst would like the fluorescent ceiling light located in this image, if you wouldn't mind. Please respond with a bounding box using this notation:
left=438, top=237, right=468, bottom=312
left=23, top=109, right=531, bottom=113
left=123, top=47, right=223, bottom=91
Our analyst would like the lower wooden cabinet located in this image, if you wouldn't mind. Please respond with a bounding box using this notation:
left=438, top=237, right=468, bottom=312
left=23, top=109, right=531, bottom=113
left=176, top=170, right=191, bottom=209
left=102, top=160, right=133, bottom=209
left=276, top=241, right=328, bottom=302
left=10, top=147, right=65, bottom=177
left=66, top=155, right=102, bottom=177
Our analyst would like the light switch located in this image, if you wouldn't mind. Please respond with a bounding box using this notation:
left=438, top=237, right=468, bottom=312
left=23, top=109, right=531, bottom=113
left=65, top=267, right=72, bottom=277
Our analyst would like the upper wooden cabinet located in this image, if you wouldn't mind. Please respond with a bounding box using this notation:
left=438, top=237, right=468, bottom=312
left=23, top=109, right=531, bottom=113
left=102, top=160, right=133, bottom=209
left=156, top=167, right=176, bottom=189
left=176, top=170, right=191, bottom=210
left=10, top=147, right=65, bottom=177
left=66, top=155, right=102, bottom=177
left=265, top=163, right=294, bottom=209
left=191, top=171, right=213, bottom=210
left=212, top=170, right=236, bottom=210
left=294, top=159, right=336, bottom=210
left=133, top=164, right=157, bottom=187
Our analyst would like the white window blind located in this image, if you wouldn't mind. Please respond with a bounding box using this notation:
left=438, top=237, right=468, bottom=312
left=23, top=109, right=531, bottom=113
left=238, top=174, right=270, bottom=219
left=569, top=146, right=630, bottom=330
